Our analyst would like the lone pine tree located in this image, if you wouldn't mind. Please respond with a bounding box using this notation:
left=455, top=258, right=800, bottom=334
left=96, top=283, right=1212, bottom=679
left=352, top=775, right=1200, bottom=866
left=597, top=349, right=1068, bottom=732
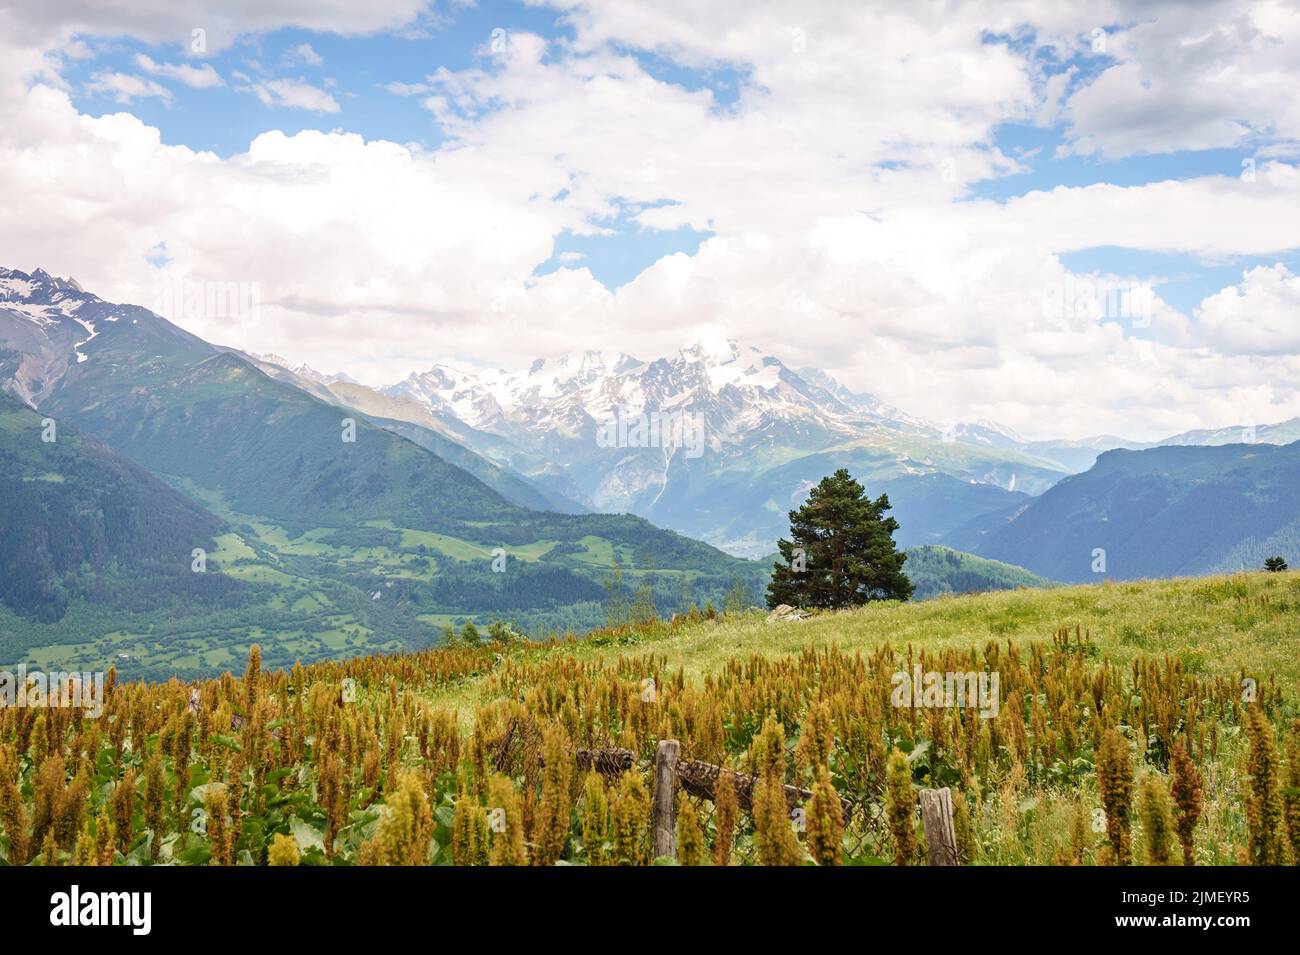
left=766, top=468, right=913, bottom=609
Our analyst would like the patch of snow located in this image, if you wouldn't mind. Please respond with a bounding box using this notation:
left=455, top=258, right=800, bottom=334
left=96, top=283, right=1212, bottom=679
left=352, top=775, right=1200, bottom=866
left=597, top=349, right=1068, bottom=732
left=2, top=302, right=59, bottom=327
left=0, top=278, right=33, bottom=299
left=72, top=316, right=99, bottom=343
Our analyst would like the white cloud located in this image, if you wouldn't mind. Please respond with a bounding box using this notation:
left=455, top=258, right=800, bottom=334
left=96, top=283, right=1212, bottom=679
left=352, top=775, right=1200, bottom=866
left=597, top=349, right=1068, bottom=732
left=0, top=1, right=1299, bottom=442
left=283, top=43, right=325, bottom=67
left=85, top=71, right=173, bottom=104
left=4, top=1, right=433, bottom=53
left=1057, top=0, right=1300, bottom=158
left=384, top=80, right=429, bottom=96
left=246, top=78, right=340, bottom=112
left=1196, top=265, right=1300, bottom=356
left=135, top=54, right=223, bottom=88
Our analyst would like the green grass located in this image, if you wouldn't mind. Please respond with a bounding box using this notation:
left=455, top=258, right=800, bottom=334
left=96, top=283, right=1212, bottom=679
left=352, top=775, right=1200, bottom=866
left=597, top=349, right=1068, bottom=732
left=421, top=570, right=1300, bottom=718
left=211, top=532, right=257, bottom=562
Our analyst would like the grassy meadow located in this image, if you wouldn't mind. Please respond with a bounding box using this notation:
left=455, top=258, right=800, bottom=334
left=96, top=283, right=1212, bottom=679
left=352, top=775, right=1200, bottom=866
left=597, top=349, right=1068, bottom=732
left=2, top=570, right=1298, bottom=867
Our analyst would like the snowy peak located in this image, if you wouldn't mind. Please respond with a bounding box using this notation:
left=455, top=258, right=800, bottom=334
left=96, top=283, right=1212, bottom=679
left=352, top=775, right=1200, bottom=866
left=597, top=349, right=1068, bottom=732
left=678, top=335, right=742, bottom=366
left=0, top=266, right=97, bottom=309
left=516, top=349, right=641, bottom=401
left=949, top=420, right=1025, bottom=448
left=674, top=338, right=783, bottom=395
left=386, top=363, right=507, bottom=430
left=250, top=352, right=357, bottom=387
left=382, top=337, right=922, bottom=454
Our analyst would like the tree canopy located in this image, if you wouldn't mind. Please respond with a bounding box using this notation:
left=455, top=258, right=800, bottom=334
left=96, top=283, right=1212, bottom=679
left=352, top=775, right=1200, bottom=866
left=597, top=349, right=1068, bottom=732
left=766, top=469, right=913, bottom=609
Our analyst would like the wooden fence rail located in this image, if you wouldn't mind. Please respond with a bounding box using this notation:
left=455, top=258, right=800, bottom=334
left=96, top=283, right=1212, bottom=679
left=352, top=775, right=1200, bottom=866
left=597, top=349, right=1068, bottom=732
left=498, top=725, right=957, bottom=865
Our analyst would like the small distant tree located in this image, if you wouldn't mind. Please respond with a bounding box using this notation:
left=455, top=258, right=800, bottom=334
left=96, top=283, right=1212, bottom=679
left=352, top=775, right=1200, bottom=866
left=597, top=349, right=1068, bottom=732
left=602, top=559, right=630, bottom=627
left=459, top=622, right=481, bottom=646
left=766, top=468, right=913, bottom=609
left=629, top=581, right=658, bottom=625
left=487, top=620, right=522, bottom=645
left=723, top=576, right=752, bottom=615
left=1265, top=556, right=1288, bottom=572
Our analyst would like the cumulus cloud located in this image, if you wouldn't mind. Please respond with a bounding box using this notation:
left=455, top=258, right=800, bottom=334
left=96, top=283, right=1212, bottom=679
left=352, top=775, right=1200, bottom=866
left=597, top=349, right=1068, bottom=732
left=0, top=1, right=1298, bottom=441
left=1057, top=0, right=1300, bottom=158
left=283, top=43, right=324, bottom=67
left=3, top=0, right=433, bottom=53
left=1196, top=265, right=1300, bottom=356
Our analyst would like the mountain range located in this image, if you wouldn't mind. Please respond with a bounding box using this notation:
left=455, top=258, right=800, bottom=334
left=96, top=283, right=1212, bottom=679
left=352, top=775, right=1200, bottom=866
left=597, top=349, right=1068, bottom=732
left=312, top=332, right=1296, bottom=563
left=972, top=442, right=1300, bottom=582
left=0, top=267, right=767, bottom=677
left=2, top=265, right=1297, bottom=676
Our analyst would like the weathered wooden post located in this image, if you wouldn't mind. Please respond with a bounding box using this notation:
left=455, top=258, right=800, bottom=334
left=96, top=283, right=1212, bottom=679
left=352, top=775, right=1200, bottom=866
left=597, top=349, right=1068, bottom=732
left=919, top=787, right=959, bottom=865
left=653, top=739, right=680, bottom=860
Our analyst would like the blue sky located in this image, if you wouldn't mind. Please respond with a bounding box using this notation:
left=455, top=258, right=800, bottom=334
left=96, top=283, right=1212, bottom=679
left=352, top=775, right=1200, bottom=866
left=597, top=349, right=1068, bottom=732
left=66, top=13, right=570, bottom=156
left=62, top=5, right=753, bottom=291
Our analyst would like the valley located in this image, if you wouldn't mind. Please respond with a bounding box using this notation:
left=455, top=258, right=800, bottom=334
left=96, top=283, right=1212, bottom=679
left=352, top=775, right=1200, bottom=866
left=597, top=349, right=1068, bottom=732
left=3, top=266, right=1298, bottom=682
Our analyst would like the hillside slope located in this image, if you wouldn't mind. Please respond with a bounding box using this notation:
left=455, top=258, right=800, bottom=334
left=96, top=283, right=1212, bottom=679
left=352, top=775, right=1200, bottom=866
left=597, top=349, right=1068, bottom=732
left=420, top=569, right=1300, bottom=721
left=0, top=390, right=245, bottom=626
left=903, top=544, right=1054, bottom=599
left=0, top=269, right=768, bottom=673
left=974, top=442, right=1300, bottom=581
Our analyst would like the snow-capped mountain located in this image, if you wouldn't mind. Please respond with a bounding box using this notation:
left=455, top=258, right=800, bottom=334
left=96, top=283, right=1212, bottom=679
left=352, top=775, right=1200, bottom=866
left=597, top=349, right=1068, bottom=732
left=385, top=337, right=930, bottom=457
left=373, top=337, right=1078, bottom=554
left=251, top=353, right=357, bottom=387
left=0, top=266, right=186, bottom=405
left=947, top=420, right=1025, bottom=448
left=10, top=265, right=1296, bottom=560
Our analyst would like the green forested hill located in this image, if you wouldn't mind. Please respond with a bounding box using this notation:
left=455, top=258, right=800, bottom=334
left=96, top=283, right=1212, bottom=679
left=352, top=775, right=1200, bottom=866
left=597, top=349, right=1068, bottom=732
left=903, top=545, right=1054, bottom=599
left=974, top=442, right=1300, bottom=581
left=0, top=390, right=247, bottom=625
left=3, top=291, right=766, bottom=678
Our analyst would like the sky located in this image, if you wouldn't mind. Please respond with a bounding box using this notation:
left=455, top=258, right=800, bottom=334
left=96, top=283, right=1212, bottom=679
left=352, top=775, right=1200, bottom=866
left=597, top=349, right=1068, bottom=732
left=1, top=0, right=1299, bottom=441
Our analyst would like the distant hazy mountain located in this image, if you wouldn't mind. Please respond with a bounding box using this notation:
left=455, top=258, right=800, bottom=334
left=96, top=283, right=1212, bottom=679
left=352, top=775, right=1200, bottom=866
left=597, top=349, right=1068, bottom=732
left=972, top=442, right=1300, bottom=581
left=383, top=336, right=1069, bottom=556
left=1156, top=418, right=1300, bottom=448
left=973, top=421, right=1300, bottom=474
left=258, top=324, right=1300, bottom=563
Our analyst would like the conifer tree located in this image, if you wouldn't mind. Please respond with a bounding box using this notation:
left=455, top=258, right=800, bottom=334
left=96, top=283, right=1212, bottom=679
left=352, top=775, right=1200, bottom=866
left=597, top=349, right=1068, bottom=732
left=767, top=469, right=913, bottom=609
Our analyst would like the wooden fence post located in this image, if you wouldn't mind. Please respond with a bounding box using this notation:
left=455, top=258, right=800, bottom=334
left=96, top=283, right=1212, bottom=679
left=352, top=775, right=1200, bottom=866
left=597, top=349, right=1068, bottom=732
left=653, top=739, right=680, bottom=860
left=919, top=787, right=959, bottom=865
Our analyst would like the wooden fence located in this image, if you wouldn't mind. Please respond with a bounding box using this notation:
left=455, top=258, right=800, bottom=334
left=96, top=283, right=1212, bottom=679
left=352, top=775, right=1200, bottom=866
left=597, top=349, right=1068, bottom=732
left=558, top=737, right=958, bottom=865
